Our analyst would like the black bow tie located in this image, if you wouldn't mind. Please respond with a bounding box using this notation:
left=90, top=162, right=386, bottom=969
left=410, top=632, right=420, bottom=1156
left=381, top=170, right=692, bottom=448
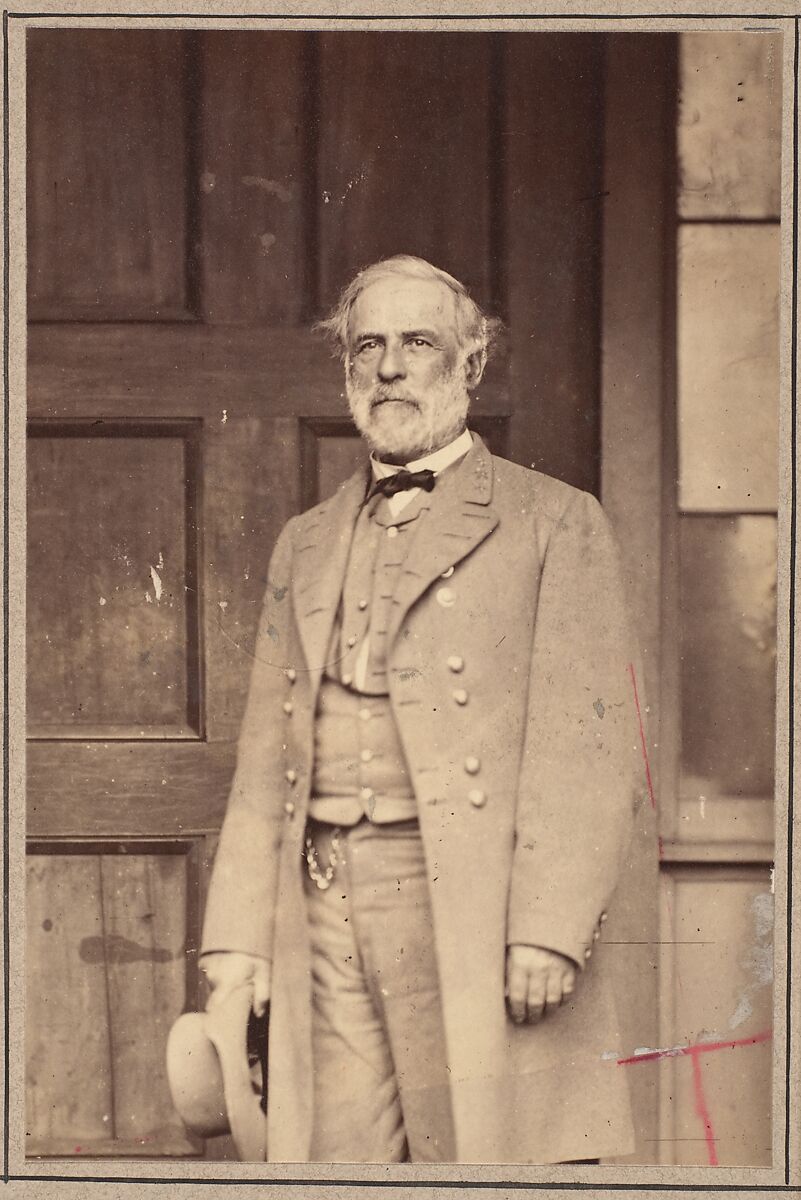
left=368, top=468, right=436, bottom=501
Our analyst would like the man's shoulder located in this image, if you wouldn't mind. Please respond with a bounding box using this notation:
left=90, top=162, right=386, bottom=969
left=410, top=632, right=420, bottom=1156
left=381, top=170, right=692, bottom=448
left=489, top=453, right=592, bottom=521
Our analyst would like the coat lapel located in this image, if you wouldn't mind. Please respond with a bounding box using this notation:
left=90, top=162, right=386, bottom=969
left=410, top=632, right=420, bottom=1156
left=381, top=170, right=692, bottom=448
left=291, top=464, right=368, bottom=689
left=386, top=435, right=499, bottom=651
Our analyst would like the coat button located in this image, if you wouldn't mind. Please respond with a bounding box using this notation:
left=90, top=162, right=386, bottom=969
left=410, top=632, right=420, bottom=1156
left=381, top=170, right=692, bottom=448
left=592, top=929, right=600, bottom=942
left=447, top=655, right=464, bottom=673
left=453, top=689, right=469, bottom=706
left=285, top=668, right=297, bottom=683
left=584, top=947, right=592, bottom=960
left=358, top=599, right=369, bottom=610
left=441, top=565, right=455, bottom=579
left=437, top=587, right=455, bottom=608
left=284, top=800, right=295, bottom=816
left=285, top=768, right=297, bottom=785
left=360, top=748, right=373, bottom=763
left=387, top=526, right=399, bottom=539
left=346, top=635, right=358, bottom=648
left=468, top=789, right=487, bottom=808
left=359, top=707, right=372, bottom=722
left=360, top=787, right=374, bottom=802
left=282, top=700, right=294, bottom=715
left=342, top=673, right=353, bottom=686
left=464, top=756, right=480, bottom=775
left=600, top=911, right=608, bottom=923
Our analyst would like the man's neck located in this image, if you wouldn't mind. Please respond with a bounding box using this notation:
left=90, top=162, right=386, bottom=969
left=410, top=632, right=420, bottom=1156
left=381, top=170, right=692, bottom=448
left=374, top=426, right=468, bottom=468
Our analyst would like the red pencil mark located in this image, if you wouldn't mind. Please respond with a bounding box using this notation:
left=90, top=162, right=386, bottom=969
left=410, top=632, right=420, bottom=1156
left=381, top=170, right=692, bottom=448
left=617, top=1029, right=772, bottom=1167
left=691, top=1045, right=718, bottom=1166
left=627, top=663, right=656, bottom=809
left=616, top=1029, right=772, bottom=1065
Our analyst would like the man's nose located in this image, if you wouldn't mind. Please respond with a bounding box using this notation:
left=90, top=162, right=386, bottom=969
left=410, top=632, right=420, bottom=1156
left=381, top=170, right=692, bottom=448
left=377, top=345, right=406, bottom=382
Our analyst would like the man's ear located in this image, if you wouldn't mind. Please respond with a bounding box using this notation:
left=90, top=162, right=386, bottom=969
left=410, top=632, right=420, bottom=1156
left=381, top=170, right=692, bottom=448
left=464, top=348, right=487, bottom=390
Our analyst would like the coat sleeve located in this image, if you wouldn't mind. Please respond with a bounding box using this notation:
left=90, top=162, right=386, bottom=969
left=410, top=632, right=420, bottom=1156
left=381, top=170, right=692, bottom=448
left=200, top=519, right=296, bottom=963
left=506, top=489, right=646, bottom=968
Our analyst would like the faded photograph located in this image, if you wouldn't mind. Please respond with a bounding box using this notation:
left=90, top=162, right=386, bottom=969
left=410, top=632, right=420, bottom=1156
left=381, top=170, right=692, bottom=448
left=24, top=26, right=780, bottom=1167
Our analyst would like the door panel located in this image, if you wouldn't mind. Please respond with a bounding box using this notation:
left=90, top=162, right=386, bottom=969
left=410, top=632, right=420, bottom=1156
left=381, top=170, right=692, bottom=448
left=25, top=28, right=636, bottom=1160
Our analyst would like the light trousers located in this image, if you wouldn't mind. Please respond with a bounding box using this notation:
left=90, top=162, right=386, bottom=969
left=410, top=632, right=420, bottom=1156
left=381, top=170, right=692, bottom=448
left=303, top=818, right=456, bottom=1163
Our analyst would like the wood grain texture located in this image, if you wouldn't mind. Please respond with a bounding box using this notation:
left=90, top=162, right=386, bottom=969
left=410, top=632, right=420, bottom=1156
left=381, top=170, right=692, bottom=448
left=27, top=743, right=236, bottom=839
left=197, top=32, right=311, bottom=324
left=203, top=415, right=301, bottom=740
left=27, top=29, right=190, bottom=321
left=504, top=34, right=605, bottom=495
left=27, top=325, right=510, bottom=422
left=26, top=856, right=112, bottom=1141
left=677, top=224, right=779, bottom=513
left=100, top=854, right=188, bottom=1141
left=316, top=32, right=494, bottom=312
left=678, top=32, right=782, bottom=219
left=27, top=430, right=195, bottom=735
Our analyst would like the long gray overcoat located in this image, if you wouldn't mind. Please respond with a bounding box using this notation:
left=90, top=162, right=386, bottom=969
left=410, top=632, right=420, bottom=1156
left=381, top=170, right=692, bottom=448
left=201, top=435, right=646, bottom=1163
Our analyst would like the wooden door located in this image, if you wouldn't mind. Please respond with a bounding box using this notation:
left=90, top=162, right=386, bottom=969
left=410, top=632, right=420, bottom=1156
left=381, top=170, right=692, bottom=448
left=24, top=27, right=658, bottom=1160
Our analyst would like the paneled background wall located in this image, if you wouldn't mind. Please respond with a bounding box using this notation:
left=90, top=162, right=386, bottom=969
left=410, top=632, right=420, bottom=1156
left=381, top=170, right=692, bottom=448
left=27, top=27, right=642, bottom=1163
left=25, top=27, right=780, bottom=1170
left=661, top=32, right=779, bottom=1167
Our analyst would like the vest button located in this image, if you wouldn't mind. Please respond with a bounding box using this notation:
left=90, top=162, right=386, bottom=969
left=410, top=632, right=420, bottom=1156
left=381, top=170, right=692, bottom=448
left=346, top=635, right=358, bottom=648
left=342, top=673, right=353, bottom=686
left=468, top=789, right=487, bottom=808
left=359, top=707, right=372, bottom=722
left=360, top=749, right=373, bottom=763
left=464, top=756, right=480, bottom=775
left=447, top=655, right=465, bottom=673
left=284, top=800, right=295, bottom=816
left=600, top=911, right=608, bottom=923
left=360, top=787, right=375, bottom=802
left=358, top=599, right=369, bottom=610
left=453, top=689, right=469, bottom=706
left=285, top=668, right=297, bottom=683
left=282, top=700, right=294, bottom=715
left=584, top=947, right=592, bottom=960
left=285, top=769, right=297, bottom=785
left=387, top=526, right=399, bottom=539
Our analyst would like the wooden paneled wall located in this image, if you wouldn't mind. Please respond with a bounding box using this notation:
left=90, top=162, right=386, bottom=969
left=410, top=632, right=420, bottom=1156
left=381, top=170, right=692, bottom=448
left=25, top=27, right=621, bottom=1160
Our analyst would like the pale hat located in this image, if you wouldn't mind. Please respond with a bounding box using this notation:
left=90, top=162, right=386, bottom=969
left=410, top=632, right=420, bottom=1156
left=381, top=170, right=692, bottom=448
left=166, top=984, right=268, bottom=1161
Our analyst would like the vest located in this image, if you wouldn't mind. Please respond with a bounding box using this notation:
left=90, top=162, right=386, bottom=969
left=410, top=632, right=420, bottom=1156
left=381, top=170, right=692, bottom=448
left=309, top=487, right=431, bottom=825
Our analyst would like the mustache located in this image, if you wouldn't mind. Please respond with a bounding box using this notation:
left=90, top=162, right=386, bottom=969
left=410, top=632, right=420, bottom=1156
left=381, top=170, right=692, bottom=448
left=365, top=386, right=422, bottom=409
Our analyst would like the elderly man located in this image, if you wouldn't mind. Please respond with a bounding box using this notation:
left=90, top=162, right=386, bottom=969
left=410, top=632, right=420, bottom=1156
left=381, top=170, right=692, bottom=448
left=200, top=255, right=643, bottom=1164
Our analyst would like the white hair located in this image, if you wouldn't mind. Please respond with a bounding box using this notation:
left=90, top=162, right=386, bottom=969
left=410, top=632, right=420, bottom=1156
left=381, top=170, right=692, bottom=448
left=315, top=254, right=502, bottom=361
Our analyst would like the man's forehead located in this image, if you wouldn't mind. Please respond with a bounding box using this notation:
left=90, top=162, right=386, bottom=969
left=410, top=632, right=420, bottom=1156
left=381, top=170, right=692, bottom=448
left=348, top=275, right=458, bottom=336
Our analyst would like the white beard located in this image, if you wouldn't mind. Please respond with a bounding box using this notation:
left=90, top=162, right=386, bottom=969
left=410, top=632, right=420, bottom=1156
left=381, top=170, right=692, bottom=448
left=346, top=365, right=471, bottom=462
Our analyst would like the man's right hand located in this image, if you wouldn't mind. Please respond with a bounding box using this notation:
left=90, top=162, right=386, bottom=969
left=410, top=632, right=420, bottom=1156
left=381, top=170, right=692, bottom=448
left=201, top=952, right=271, bottom=1017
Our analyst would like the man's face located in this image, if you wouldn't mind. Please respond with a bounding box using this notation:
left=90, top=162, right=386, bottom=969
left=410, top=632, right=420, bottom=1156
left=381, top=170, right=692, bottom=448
left=345, top=276, right=476, bottom=462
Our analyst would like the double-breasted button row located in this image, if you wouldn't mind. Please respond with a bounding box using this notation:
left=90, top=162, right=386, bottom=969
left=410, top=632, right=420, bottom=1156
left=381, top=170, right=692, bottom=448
left=447, top=655, right=464, bottom=673
left=453, top=688, right=469, bottom=706
left=469, top=789, right=487, bottom=808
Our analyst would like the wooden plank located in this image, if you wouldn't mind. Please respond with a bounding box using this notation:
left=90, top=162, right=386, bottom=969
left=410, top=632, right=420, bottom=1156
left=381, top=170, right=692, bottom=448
left=197, top=31, right=311, bottom=324
left=677, top=225, right=779, bottom=513
left=27, top=430, right=194, bottom=735
left=27, top=743, right=236, bottom=838
left=203, top=415, right=301, bottom=739
left=25, top=856, right=112, bottom=1141
left=27, top=325, right=510, bottom=421
left=316, top=31, right=493, bottom=312
left=667, top=868, right=774, bottom=1165
left=678, top=32, right=782, bottom=220
left=100, top=854, right=189, bottom=1142
left=27, top=30, right=190, bottom=321
left=679, top=515, right=777, bottom=800
left=598, top=34, right=677, bottom=1163
left=504, top=34, right=605, bottom=493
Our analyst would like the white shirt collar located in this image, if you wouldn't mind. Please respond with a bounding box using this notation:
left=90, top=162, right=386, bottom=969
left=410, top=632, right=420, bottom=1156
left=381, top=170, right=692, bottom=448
left=370, top=427, right=474, bottom=481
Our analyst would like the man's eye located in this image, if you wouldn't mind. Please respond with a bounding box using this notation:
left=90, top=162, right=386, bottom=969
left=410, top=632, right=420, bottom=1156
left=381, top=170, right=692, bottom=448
left=408, top=338, right=431, bottom=348
left=357, top=341, right=378, bottom=353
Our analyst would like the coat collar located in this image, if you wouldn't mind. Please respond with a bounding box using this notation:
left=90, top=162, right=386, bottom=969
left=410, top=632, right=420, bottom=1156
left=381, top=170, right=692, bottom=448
left=290, top=434, right=498, bottom=681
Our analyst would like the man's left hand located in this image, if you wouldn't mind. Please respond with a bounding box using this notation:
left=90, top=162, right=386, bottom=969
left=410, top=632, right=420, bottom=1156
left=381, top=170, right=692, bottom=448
left=505, top=944, right=577, bottom=1024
